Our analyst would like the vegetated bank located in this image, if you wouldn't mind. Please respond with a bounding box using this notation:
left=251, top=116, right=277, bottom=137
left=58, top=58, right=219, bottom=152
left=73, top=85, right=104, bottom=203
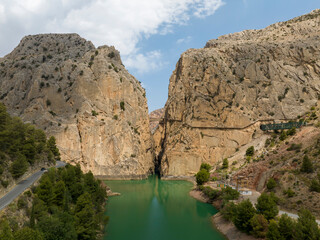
left=191, top=116, right=320, bottom=240
left=0, top=103, right=108, bottom=239
left=0, top=102, right=59, bottom=197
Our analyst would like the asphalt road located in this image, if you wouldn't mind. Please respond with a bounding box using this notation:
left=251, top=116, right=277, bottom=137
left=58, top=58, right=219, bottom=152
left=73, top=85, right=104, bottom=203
left=0, top=161, right=66, bottom=211
left=279, top=210, right=320, bottom=225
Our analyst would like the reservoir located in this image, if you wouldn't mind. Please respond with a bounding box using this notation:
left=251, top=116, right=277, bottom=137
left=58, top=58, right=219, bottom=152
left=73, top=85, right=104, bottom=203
left=104, top=176, right=225, bottom=240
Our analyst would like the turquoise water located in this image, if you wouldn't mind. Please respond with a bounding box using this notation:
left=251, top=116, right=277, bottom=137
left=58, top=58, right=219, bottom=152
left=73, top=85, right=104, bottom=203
left=104, top=176, right=225, bottom=240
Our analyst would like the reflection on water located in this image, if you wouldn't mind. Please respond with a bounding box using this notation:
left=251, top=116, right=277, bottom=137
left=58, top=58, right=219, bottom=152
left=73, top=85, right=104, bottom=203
left=104, top=176, right=225, bottom=240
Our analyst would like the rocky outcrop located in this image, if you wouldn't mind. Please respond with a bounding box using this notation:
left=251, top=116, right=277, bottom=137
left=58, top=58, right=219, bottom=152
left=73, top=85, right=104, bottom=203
left=155, top=9, right=320, bottom=177
left=0, top=34, right=154, bottom=178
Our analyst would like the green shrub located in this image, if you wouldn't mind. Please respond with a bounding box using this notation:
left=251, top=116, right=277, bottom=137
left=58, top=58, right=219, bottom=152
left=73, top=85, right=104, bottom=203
left=46, top=99, right=51, bottom=106
left=195, top=169, right=210, bottom=185
left=287, top=143, right=302, bottom=152
left=221, top=186, right=239, bottom=201
left=279, top=131, right=287, bottom=141
left=222, top=158, right=228, bottom=169
left=120, top=101, right=125, bottom=111
left=221, top=202, right=237, bottom=221
left=310, top=179, right=320, bottom=192
left=285, top=188, right=295, bottom=197
left=301, top=155, right=313, bottom=173
left=294, top=209, right=320, bottom=239
left=47, top=136, right=60, bottom=161
left=266, top=220, right=281, bottom=240
left=113, top=115, right=118, bottom=120
left=202, top=186, right=220, bottom=201
left=91, top=110, right=98, bottom=116
left=233, top=199, right=256, bottom=233
left=10, top=154, right=28, bottom=179
left=256, top=193, right=278, bottom=220
left=246, top=146, right=254, bottom=156
left=200, top=163, right=211, bottom=172
left=287, top=127, right=296, bottom=136
left=250, top=214, right=268, bottom=238
left=267, top=178, right=277, bottom=190
left=278, top=214, right=295, bottom=240
left=108, top=52, right=115, bottom=58
left=1, top=180, right=9, bottom=188
left=17, top=197, right=27, bottom=210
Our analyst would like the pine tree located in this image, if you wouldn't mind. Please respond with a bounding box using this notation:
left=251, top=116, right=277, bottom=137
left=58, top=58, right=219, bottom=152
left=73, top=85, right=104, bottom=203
left=233, top=199, right=256, bottom=233
left=75, top=193, right=96, bottom=239
left=53, top=180, right=65, bottom=206
left=256, top=193, right=279, bottom=220
left=9, top=153, right=28, bottom=179
left=278, top=214, right=295, bottom=240
left=195, top=169, right=210, bottom=185
left=294, top=209, right=320, bottom=240
left=47, top=136, right=60, bottom=160
left=250, top=214, right=268, bottom=238
left=36, top=176, right=54, bottom=206
left=222, top=158, right=229, bottom=169
left=267, top=220, right=283, bottom=240
left=301, top=155, right=313, bottom=173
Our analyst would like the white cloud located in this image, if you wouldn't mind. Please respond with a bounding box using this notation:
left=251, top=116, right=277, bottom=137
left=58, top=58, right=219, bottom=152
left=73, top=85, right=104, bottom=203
left=124, top=50, right=166, bottom=74
left=176, top=36, right=192, bottom=44
left=0, top=4, right=5, bottom=23
left=0, top=0, right=224, bottom=72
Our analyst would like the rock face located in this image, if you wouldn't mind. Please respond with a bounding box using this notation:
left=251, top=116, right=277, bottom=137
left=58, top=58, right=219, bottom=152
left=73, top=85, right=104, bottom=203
left=155, top=9, right=320, bottom=177
left=0, top=34, right=154, bottom=178
left=149, top=108, right=164, bottom=133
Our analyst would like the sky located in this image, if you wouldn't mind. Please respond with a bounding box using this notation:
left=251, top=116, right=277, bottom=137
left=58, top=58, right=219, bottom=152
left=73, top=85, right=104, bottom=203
left=0, top=0, right=319, bottom=112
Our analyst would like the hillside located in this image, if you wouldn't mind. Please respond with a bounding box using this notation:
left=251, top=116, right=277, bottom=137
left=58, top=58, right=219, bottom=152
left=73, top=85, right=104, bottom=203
left=0, top=34, right=154, bottom=179
left=154, top=9, right=320, bottom=177
left=0, top=103, right=57, bottom=197
left=224, top=104, right=320, bottom=217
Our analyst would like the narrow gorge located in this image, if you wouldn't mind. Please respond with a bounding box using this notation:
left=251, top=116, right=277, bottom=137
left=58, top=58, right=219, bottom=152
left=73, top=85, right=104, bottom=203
left=0, top=10, right=320, bottom=180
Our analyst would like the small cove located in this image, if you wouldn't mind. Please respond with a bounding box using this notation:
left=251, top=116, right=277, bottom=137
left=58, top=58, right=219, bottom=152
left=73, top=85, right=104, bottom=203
left=104, top=176, right=225, bottom=240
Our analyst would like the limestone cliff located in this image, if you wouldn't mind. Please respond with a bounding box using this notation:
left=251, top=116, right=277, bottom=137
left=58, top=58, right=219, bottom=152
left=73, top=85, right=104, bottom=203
left=0, top=34, right=154, bottom=178
left=155, top=9, right=320, bottom=177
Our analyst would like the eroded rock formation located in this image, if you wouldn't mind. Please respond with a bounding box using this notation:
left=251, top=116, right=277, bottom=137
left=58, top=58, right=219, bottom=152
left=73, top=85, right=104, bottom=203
left=155, top=9, right=320, bottom=177
left=0, top=34, right=154, bottom=178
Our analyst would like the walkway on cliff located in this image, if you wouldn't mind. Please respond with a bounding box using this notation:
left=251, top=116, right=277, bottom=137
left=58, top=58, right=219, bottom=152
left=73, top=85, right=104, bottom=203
left=0, top=161, right=66, bottom=211
left=158, top=117, right=303, bottom=131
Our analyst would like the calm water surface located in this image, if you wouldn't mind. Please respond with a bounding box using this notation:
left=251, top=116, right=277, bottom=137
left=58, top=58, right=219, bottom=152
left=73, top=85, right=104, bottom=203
left=104, top=176, right=225, bottom=240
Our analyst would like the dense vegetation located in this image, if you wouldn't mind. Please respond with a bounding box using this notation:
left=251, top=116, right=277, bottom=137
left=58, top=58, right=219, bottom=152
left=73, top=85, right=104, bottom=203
left=0, top=164, right=108, bottom=239
left=221, top=193, right=320, bottom=239
left=0, top=103, right=108, bottom=239
left=195, top=163, right=240, bottom=204
left=0, top=103, right=59, bottom=186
